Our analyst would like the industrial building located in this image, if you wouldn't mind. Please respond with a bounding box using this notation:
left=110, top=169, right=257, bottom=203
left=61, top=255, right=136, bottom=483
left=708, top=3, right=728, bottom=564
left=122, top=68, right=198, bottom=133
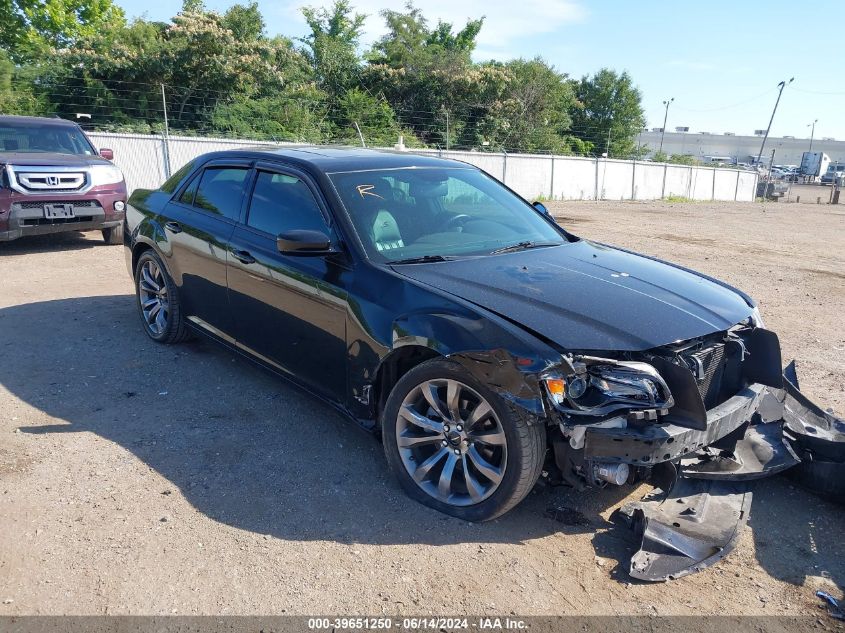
left=637, top=130, right=845, bottom=165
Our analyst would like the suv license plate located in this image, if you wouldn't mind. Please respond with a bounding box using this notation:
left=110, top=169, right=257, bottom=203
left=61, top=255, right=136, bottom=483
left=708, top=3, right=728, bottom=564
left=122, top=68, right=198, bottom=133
left=44, top=204, right=74, bottom=219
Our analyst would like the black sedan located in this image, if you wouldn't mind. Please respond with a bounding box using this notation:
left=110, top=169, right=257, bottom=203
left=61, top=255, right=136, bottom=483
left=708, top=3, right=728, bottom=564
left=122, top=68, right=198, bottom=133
left=125, top=147, right=840, bottom=569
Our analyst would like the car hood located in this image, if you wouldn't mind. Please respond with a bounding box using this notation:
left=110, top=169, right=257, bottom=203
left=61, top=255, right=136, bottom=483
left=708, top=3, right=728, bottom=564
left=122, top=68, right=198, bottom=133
left=391, top=240, right=754, bottom=352
left=0, top=152, right=111, bottom=167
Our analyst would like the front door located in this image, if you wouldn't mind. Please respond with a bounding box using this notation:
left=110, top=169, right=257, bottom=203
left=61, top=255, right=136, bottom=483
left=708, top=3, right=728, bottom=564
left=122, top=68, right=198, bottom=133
left=226, top=165, right=349, bottom=401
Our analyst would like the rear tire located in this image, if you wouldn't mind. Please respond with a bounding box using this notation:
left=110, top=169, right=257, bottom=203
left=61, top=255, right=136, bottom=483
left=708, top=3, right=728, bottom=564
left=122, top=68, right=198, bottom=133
left=134, top=250, right=192, bottom=344
left=102, top=224, right=122, bottom=245
left=382, top=358, right=546, bottom=522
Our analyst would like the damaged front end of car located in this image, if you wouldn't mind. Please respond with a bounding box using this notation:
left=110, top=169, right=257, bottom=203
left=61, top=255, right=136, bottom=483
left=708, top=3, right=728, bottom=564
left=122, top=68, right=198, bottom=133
left=539, top=319, right=844, bottom=582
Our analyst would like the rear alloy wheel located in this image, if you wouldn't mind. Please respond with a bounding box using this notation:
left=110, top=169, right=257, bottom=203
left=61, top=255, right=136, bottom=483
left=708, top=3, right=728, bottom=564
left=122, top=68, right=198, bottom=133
left=382, top=359, right=546, bottom=521
left=134, top=250, right=191, bottom=344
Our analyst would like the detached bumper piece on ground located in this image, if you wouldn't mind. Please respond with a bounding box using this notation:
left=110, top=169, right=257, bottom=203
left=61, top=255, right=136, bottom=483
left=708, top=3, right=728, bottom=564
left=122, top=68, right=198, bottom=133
left=615, top=361, right=844, bottom=582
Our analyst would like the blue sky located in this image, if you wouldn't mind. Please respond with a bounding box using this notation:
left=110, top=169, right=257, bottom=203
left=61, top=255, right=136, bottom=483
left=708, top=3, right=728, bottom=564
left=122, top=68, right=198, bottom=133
left=116, top=0, right=845, bottom=140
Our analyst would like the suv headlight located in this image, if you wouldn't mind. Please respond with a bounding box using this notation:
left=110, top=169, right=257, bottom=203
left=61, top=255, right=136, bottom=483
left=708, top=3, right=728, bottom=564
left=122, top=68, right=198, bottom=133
left=89, top=164, right=124, bottom=187
left=545, top=357, right=674, bottom=417
left=750, top=305, right=764, bottom=328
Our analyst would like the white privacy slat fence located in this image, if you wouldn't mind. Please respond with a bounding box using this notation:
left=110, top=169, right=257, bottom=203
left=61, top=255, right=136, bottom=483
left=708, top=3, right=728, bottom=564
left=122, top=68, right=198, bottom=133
left=87, top=132, right=758, bottom=203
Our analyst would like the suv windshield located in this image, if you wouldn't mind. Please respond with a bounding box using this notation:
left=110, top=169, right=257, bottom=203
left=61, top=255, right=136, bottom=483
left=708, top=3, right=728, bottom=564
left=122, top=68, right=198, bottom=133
left=0, top=120, right=96, bottom=155
left=330, top=167, right=567, bottom=262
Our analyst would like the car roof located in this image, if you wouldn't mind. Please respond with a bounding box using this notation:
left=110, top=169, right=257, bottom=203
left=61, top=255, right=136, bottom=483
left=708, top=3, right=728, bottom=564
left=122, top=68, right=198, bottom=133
left=0, top=115, right=82, bottom=128
left=197, top=145, right=475, bottom=173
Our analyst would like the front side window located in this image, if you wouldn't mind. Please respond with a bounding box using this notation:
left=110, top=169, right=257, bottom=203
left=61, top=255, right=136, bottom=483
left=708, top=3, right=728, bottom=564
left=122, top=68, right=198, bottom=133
left=0, top=122, right=95, bottom=155
left=192, top=167, right=250, bottom=221
left=246, top=171, right=327, bottom=236
left=329, top=167, right=567, bottom=262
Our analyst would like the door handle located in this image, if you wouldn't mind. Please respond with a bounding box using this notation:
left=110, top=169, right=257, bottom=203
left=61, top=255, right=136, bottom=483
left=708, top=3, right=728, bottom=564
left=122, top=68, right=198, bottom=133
left=231, top=249, right=256, bottom=265
left=164, top=221, right=182, bottom=234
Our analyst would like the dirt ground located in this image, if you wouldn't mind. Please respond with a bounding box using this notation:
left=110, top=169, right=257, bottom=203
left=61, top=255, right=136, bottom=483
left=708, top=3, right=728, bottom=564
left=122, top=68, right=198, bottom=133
left=0, top=200, right=843, bottom=618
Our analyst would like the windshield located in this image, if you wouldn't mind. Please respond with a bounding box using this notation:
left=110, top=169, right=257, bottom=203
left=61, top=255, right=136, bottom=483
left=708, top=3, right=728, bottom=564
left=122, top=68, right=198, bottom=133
left=329, top=167, right=568, bottom=262
left=0, top=121, right=96, bottom=155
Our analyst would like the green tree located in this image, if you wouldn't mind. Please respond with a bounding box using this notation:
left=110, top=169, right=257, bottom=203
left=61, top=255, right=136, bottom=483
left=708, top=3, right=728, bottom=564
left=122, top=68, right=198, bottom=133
left=0, top=0, right=126, bottom=63
left=40, top=8, right=311, bottom=133
left=570, top=68, right=645, bottom=158
left=365, top=3, right=493, bottom=147
left=222, top=2, right=265, bottom=42
left=300, top=0, right=366, bottom=100
left=480, top=58, right=577, bottom=153
left=0, top=49, right=48, bottom=114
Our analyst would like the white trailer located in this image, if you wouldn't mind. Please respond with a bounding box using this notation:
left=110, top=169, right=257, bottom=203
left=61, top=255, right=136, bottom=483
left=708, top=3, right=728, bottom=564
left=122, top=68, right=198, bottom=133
left=800, top=151, right=831, bottom=181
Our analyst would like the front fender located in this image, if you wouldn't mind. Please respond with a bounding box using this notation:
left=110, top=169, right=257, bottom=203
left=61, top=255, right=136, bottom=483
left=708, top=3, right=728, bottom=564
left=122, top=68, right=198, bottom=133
left=385, top=309, right=569, bottom=420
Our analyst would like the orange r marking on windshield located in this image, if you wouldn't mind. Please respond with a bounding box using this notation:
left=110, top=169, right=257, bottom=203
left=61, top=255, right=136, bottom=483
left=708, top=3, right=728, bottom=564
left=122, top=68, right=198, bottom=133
left=356, top=184, right=384, bottom=199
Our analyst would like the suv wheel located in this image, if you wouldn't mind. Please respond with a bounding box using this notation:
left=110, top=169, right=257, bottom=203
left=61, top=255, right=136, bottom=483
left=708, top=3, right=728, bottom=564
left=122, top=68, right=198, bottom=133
left=134, top=250, right=191, bottom=343
left=382, top=358, right=546, bottom=522
left=102, top=224, right=122, bottom=245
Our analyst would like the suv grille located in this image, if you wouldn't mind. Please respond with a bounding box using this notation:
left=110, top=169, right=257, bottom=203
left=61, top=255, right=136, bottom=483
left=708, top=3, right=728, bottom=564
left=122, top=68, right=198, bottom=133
left=16, top=200, right=101, bottom=210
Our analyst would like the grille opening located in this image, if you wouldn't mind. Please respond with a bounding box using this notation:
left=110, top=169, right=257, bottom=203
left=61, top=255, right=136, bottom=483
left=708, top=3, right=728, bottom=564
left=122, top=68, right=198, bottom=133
left=16, top=200, right=101, bottom=210
left=22, top=216, right=95, bottom=226
left=685, top=340, right=746, bottom=409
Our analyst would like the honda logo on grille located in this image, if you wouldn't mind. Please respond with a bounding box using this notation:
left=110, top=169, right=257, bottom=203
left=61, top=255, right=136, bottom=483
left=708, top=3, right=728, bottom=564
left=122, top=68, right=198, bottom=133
left=46, top=176, right=59, bottom=186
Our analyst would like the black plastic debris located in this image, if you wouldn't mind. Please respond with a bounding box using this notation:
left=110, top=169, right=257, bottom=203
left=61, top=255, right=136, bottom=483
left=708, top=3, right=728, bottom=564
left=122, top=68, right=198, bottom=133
left=617, top=479, right=752, bottom=582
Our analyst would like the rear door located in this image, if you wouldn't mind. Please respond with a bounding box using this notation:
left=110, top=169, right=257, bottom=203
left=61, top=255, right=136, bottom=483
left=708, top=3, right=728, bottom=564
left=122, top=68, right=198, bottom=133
left=161, top=159, right=251, bottom=339
left=226, top=163, right=349, bottom=400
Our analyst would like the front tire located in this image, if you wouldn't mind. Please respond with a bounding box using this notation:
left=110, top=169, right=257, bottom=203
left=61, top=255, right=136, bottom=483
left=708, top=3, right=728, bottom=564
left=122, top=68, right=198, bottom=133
left=382, top=359, right=546, bottom=522
left=134, top=250, right=191, bottom=344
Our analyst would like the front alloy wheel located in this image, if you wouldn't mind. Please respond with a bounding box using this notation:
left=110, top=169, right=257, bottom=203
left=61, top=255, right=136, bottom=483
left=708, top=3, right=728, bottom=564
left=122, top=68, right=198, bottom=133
left=382, top=359, right=546, bottom=521
left=397, top=378, right=507, bottom=506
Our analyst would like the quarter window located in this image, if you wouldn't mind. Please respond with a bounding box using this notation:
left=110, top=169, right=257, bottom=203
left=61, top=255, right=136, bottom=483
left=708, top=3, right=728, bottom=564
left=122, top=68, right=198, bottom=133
left=246, top=171, right=327, bottom=236
left=192, top=167, right=250, bottom=221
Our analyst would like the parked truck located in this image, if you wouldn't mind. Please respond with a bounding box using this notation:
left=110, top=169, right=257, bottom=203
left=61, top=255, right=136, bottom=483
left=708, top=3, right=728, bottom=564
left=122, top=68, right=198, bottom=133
left=799, top=151, right=831, bottom=182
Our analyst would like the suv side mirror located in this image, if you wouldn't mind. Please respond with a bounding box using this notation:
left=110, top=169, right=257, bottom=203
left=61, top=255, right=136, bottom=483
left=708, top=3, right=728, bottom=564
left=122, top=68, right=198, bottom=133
left=277, top=230, right=335, bottom=256
left=532, top=201, right=549, bottom=215
left=99, top=148, right=114, bottom=160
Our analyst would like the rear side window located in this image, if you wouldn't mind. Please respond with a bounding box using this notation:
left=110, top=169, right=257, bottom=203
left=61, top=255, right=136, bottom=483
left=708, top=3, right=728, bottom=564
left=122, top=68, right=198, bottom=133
left=246, top=171, right=327, bottom=236
left=161, top=160, right=196, bottom=194
left=192, top=167, right=250, bottom=221
left=178, top=175, right=199, bottom=205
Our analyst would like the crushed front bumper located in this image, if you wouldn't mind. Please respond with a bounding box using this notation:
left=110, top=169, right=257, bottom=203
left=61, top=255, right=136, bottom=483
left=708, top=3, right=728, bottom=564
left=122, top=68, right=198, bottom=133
left=569, top=362, right=844, bottom=582
left=583, top=383, right=768, bottom=467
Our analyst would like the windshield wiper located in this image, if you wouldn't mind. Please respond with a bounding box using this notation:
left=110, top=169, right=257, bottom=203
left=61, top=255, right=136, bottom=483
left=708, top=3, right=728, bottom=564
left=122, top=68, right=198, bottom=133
left=489, top=241, right=560, bottom=255
left=389, top=254, right=454, bottom=264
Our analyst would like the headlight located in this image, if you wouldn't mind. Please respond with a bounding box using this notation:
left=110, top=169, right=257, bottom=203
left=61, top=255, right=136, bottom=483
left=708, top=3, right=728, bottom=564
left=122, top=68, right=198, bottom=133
left=545, top=357, right=673, bottom=417
left=89, top=164, right=124, bottom=187
left=750, top=305, right=765, bottom=328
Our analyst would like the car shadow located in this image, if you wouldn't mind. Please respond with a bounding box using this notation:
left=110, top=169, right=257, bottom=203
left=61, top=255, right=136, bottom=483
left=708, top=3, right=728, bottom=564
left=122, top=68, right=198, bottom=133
left=747, top=477, right=844, bottom=591
left=3, top=295, right=843, bottom=585
left=0, top=230, right=106, bottom=254
left=0, top=295, right=599, bottom=548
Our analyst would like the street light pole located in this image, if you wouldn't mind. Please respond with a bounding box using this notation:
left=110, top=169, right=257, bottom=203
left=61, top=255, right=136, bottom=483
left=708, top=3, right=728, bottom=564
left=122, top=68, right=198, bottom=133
left=808, top=118, right=818, bottom=153
left=755, top=77, right=793, bottom=166
left=659, top=97, right=674, bottom=154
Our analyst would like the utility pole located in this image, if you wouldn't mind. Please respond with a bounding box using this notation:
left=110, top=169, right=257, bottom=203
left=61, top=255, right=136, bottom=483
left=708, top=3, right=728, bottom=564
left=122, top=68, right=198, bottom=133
left=353, top=121, right=366, bottom=148
left=659, top=98, right=674, bottom=154
left=160, top=83, right=172, bottom=178
left=605, top=126, right=612, bottom=158
left=445, top=111, right=450, bottom=151
left=756, top=78, right=793, bottom=166
left=808, top=118, right=818, bottom=153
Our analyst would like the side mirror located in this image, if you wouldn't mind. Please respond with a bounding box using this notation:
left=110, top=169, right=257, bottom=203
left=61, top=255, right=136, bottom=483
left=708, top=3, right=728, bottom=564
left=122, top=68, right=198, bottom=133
left=277, top=230, right=335, bottom=256
left=532, top=201, right=549, bottom=215
left=99, top=148, right=114, bottom=160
